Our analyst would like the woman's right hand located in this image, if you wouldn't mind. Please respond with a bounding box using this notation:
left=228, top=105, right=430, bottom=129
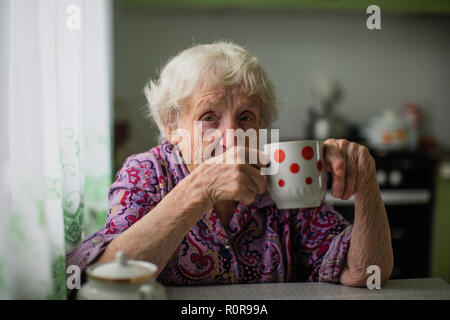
left=192, top=146, right=269, bottom=206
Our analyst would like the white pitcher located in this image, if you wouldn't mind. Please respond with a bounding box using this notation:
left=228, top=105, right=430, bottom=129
left=77, top=251, right=167, bottom=300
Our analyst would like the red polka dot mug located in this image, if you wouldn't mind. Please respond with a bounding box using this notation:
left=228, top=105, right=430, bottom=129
left=263, top=140, right=327, bottom=209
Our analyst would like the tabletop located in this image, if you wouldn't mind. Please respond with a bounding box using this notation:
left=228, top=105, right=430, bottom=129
left=165, top=277, right=450, bottom=300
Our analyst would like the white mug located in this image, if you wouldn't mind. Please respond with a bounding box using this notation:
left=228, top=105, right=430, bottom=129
left=263, top=140, right=327, bottom=209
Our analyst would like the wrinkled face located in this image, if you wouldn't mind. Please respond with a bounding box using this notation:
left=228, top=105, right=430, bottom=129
left=169, top=84, right=261, bottom=172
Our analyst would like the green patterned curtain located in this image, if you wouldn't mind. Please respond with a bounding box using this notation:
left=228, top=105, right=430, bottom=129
left=0, top=0, right=112, bottom=299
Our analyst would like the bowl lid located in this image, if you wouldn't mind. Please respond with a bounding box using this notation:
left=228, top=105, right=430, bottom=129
left=87, top=251, right=157, bottom=283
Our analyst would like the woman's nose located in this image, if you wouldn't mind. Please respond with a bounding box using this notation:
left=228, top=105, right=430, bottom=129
left=219, top=118, right=239, bottom=148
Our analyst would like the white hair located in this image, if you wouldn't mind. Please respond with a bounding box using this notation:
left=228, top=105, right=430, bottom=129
left=143, top=41, right=277, bottom=141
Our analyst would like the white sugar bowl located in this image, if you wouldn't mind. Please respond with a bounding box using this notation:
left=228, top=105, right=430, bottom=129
left=77, top=251, right=167, bottom=300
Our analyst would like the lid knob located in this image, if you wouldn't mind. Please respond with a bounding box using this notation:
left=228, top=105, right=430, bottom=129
left=116, top=251, right=127, bottom=266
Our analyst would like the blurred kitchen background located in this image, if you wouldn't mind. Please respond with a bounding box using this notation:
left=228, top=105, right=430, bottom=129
left=111, top=0, right=450, bottom=283
left=4, top=0, right=450, bottom=299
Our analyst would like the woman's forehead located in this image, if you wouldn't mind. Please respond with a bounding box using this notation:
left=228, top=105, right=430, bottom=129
left=192, top=84, right=259, bottom=107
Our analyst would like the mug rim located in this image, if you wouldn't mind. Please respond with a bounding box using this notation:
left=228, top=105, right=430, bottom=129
left=264, top=139, right=324, bottom=148
left=86, top=260, right=158, bottom=284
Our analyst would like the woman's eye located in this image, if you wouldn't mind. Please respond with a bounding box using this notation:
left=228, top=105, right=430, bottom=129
left=202, top=116, right=215, bottom=122
left=240, top=115, right=252, bottom=122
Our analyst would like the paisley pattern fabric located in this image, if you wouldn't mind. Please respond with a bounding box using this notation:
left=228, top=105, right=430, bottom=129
left=66, top=140, right=352, bottom=285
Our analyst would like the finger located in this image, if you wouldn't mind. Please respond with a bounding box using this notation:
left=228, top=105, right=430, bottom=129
left=235, top=146, right=269, bottom=168
left=244, top=164, right=268, bottom=194
left=213, top=147, right=259, bottom=166
left=236, top=174, right=258, bottom=204
left=342, top=143, right=358, bottom=200
left=236, top=164, right=266, bottom=195
left=324, top=141, right=346, bottom=198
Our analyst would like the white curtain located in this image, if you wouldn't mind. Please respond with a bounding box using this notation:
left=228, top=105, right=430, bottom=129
left=0, top=0, right=113, bottom=299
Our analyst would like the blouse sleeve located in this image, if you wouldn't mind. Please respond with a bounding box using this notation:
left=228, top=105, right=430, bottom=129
left=294, top=204, right=352, bottom=283
left=65, top=153, right=163, bottom=276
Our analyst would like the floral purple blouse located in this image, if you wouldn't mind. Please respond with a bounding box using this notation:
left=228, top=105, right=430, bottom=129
left=66, top=140, right=353, bottom=285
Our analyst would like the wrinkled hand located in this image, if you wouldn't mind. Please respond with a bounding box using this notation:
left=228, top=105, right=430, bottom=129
left=196, top=146, right=269, bottom=206
left=324, top=139, right=377, bottom=200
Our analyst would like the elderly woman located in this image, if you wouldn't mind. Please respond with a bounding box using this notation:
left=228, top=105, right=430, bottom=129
left=67, top=41, right=393, bottom=287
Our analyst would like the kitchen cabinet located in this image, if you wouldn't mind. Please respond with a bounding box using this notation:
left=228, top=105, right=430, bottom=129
left=431, top=160, right=450, bottom=284
left=423, top=0, right=450, bottom=14
left=122, top=0, right=450, bottom=14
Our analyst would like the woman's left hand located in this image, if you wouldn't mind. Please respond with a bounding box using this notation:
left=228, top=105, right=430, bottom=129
left=323, top=139, right=377, bottom=200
